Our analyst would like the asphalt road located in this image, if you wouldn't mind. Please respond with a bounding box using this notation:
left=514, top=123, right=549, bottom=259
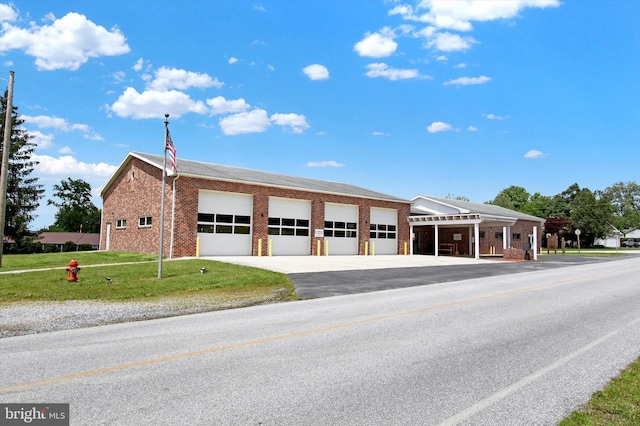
left=290, top=254, right=618, bottom=298
left=2, top=256, right=639, bottom=425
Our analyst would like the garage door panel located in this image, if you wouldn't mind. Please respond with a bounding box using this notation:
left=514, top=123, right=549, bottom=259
left=269, top=198, right=311, bottom=256
left=370, top=207, right=397, bottom=255
left=198, top=191, right=253, bottom=256
left=325, top=203, right=358, bottom=255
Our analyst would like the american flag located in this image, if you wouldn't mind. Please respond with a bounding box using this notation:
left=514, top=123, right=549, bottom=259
left=166, top=128, right=178, bottom=174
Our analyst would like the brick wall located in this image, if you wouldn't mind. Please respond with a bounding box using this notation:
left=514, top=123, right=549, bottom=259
left=101, top=157, right=412, bottom=257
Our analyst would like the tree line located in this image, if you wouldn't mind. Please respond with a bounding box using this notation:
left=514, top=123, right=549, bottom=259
left=488, top=182, right=640, bottom=246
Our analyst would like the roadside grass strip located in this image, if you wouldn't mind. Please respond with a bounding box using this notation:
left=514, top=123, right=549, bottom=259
left=559, top=356, right=640, bottom=426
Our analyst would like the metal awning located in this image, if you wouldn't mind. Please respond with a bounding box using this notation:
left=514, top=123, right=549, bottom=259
left=407, top=213, right=517, bottom=227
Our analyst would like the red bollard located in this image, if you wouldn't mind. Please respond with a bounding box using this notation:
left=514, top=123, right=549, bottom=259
left=66, top=259, right=81, bottom=282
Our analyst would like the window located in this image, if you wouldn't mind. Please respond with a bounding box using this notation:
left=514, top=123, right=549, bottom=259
left=116, top=219, right=127, bottom=229
left=139, top=216, right=152, bottom=227
left=495, top=232, right=503, bottom=239
left=480, top=231, right=486, bottom=238
left=198, top=213, right=214, bottom=223
left=268, top=217, right=310, bottom=237
left=513, top=233, right=521, bottom=240
left=325, top=221, right=357, bottom=238
left=216, top=225, right=233, bottom=234
left=197, top=225, right=214, bottom=233
left=370, top=223, right=396, bottom=239
left=197, top=213, right=251, bottom=235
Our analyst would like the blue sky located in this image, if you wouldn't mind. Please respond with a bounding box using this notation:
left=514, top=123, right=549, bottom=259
left=0, top=1, right=638, bottom=230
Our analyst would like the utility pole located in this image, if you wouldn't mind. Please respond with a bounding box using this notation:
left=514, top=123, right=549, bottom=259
left=0, top=71, right=15, bottom=268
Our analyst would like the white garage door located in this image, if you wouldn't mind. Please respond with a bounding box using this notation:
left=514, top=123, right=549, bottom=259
left=268, top=197, right=311, bottom=256
left=324, top=203, right=358, bottom=255
left=197, top=190, right=253, bottom=256
left=370, top=207, right=398, bottom=255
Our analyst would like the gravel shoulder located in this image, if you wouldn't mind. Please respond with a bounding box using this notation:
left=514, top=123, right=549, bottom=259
left=0, top=292, right=289, bottom=338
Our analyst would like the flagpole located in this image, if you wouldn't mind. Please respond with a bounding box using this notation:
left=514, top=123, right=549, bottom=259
left=158, top=114, right=169, bottom=279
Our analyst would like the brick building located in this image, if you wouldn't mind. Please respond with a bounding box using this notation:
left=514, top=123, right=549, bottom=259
left=100, top=152, right=412, bottom=258
left=409, top=195, right=545, bottom=259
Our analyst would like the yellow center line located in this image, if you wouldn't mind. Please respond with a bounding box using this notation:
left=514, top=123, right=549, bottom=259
left=2, top=264, right=636, bottom=393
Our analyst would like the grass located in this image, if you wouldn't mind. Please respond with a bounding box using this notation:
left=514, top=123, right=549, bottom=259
left=0, top=251, right=159, bottom=272
left=540, top=248, right=628, bottom=258
left=559, top=357, right=640, bottom=425
left=0, top=251, right=296, bottom=304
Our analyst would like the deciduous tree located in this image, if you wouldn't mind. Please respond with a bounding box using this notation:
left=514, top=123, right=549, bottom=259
left=47, top=177, right=101, bottom=233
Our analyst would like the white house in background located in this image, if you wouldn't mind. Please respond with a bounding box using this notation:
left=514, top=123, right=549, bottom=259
left=594, top=226, right=640, bottom=248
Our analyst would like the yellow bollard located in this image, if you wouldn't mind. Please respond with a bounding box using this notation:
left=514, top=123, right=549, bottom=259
left=258, top=238, right=262, bottom=257
left=317, top=239, right=321, bottom=256
left=404, top=241, right=408, bottom=256
left=325, top=240, right=329, bottom=256
left=268, top=239, right=273, bottom=257
left=364, top=241, right=369, bottom=256
left=372, top=241, right=376, bottom=256
left=196, top=237, right=201, bottom=258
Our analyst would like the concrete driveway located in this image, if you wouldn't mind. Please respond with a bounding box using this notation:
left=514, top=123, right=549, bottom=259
left=205, top=253, right=624, bottom=299
left=204, top=254, right=489, bottom=274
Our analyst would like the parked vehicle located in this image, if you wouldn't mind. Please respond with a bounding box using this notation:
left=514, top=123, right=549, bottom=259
left=622, top=239, right=638, bottom=247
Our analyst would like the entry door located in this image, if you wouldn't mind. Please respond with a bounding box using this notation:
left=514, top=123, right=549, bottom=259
left=105, top=223, right=111, bottom=251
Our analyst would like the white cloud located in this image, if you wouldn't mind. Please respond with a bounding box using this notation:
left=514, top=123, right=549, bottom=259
left=0, top=12, right=130, bottom=70
left=22, top=114, right=103, bottom=140
left=365, top=63, right=421, bottom=80
left=303, top=64, right=329, bottom=80
left=112, top=70, right=126, bottom=83
left=206, top=96, right=251, bottom=115
left=0, top=4, right=18, bottom=22
left=133, top=58, right=144, bottom=71
left=444, top=75, right=491, bottom=86
left=427, top=121, right=453, bottom=133
left=228, top=57, right=238, bottom=64
left=485, top=113, right=508, bottom=120
left=524, top=149, right=546, bottom=159
left=354, top=29, right=398, bottom=58
left=33, top=154, right=117, bottom=177
left=219, top=109, right=271, bottom=135
left=390, top=0, right=560, bottom=32
left=307, top=161, right=345, bottom=168
left=371, top=131, right=388, bottom=136
left=29, top=130, right=54, bottom=149
left=436, top=55, right=448, bottom=61
left=427, top=32, right=475, bottom=51
left=454, top=63, right=467, bottom=69
left=147, top=66, right=223, bottom=91
left=271, top=113, right=310, bottom=134
left=467, top=126, right=478, bottom=132
left=58, top=146, right=74, bottom=154
left=109, top=87, right=208, bottom=119
left=389, top=1, right=559, bottom=59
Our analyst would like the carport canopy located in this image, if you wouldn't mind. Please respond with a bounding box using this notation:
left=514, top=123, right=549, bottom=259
left=408, top=195, right=540, bottom=259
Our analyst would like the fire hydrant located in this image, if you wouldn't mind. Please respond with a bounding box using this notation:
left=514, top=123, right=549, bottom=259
left=66, top=259, right=81, bottom=282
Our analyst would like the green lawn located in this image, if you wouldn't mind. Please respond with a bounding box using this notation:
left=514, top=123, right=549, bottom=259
left=559, top=357, right=640, bottom=425
left=0, top=251, right=159, bottom=272
left=0, top=252, right=296, bottom=304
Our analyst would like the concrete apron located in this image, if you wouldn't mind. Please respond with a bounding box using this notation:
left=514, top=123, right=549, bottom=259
left=202, top=254, right=492, bottom=274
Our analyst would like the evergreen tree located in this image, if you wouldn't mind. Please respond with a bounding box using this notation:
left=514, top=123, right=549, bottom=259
left=0, top=91, right=45, bottom=251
